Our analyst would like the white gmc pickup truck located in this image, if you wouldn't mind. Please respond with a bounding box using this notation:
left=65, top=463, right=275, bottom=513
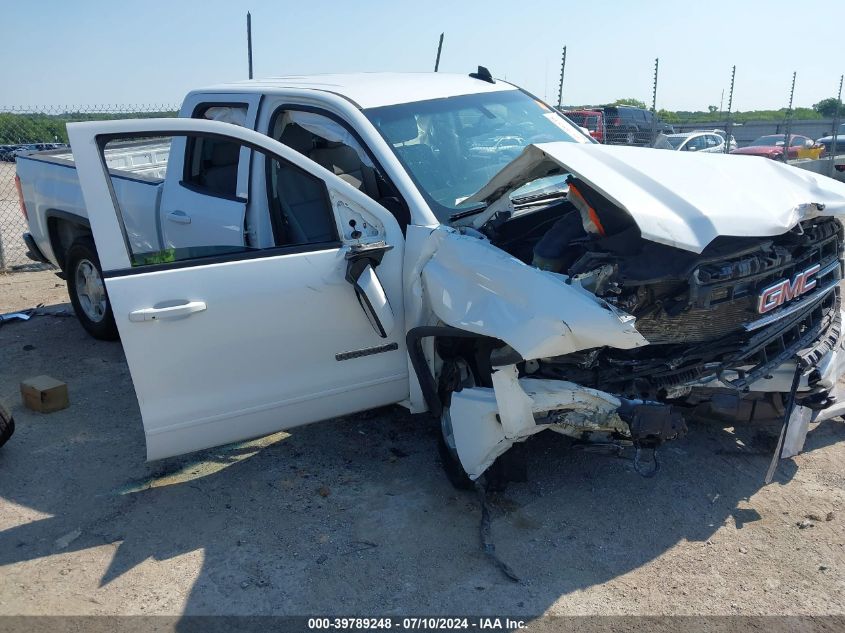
left=15, top=71, right=845, bottom=486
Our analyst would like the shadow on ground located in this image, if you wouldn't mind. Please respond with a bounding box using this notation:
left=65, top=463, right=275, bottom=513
left=1, top=306, right=843, bottom=617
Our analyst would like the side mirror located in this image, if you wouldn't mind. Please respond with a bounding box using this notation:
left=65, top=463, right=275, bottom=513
left=345, top=242, right=395, bottom=338
left=351, top=264, right=395, bottom=338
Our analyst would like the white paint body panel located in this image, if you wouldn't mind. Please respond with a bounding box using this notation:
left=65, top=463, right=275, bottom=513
left=419, top=227, right=648, bottom=360
left=68, top=118, right=408, bottom=460
left=201, top=72, right=519, bottom=109
left=105, top=250, right=407, bottom=459
left=469, top=142, right=845, bottom=253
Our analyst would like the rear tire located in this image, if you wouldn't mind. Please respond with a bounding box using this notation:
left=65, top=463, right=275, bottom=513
left=0, top=401, right=14, bottom=449
left=66, top=237, right=119, bottom=341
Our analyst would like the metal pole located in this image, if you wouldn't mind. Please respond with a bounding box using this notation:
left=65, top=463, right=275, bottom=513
left=651, top=58, right=659, bottom=112
left=434, top=33, right=444, bottom=72
left=724, top=66, right=736, bottom=154
left=651, top=58, right=659, bottom=143
left=783, top=72, right=797, bottom=162
left=247, top=12, right=254, bottom=80
left=829, top=74, right=843, bottom=177
left=557, top=46, right=566, bottom=108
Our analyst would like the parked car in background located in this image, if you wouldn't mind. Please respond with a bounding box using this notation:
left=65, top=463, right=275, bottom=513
left=1, top=145, right=26, bottom=161
left=601, top=105, right=673, bottom=146
left=693, top=129, right=737, bottom=151
left=12, top=144, right=41, bottom=159
left=663, top=132, right=726, bottom=153
left=563, top=109, right=606, bottom=143
left=817, top=123, right=845, bottom=156
left=730, top=134, right=823, bottom=161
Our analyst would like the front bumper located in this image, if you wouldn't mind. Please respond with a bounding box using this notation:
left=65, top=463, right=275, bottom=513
left=449, top=364, right=685, bottom=479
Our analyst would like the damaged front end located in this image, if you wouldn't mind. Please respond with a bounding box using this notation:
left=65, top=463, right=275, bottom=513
left=412, top=142, right=845, bottom=483
left=447, top=365, right=686, bottom=480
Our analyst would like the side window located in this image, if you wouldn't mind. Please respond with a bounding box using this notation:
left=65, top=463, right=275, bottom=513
left=268, top=107, right=412, bottom=231
left=101, top=133, right=338, bottom=269
left=268, top=158, right=338, bottom=247
left=685, top=136, right=704, bottom=151
left=184, top=104, right=248, bottom=198
left=270, top=109, right=381, bottom=202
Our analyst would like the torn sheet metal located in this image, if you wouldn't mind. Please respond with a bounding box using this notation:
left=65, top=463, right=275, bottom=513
left=463, top=142, right=845, bottom=254
left=420, top=227, right=648, bottom=360
left=449, top=365, right=623, bottom=478
left=782, top=405, right=813, bottom=459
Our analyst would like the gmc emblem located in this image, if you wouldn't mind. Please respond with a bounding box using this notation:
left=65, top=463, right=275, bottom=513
left=757, top=264, right=821, bottom=314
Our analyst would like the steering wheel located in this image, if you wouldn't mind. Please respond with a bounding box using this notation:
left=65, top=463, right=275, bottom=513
left=493, top=135, right=525, bottom=151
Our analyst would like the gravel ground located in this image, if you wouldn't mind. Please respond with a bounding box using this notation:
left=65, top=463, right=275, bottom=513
left=1, top=270, right=844, bottom=618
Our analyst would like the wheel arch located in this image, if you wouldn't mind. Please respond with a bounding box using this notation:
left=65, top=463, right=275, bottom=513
left=46, top=210, right=91, bottom=274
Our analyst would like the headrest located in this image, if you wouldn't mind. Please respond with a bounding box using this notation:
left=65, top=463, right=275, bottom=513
left=278, top=123, right=315, bottom=153
left=379, top=116, right=419, bottom=144
left=210, top=142, right=240, bottom=167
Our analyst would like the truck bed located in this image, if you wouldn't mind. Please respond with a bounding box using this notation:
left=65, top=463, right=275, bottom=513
left=34, top=138, right=171, bottom=180
left=16, top=139, right=172, bottom=267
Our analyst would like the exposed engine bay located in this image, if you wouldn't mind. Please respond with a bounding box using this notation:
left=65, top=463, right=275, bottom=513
left=480, top=177, right=843, bottom=403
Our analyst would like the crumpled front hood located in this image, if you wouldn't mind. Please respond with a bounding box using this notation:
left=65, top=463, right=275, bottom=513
left=465, top=142, right=845, bottom=254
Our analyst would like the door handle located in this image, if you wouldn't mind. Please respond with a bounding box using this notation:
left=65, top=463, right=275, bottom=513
left=128, top=301, right=207, bottom=322
left=166, top=210, right=191, bottom=224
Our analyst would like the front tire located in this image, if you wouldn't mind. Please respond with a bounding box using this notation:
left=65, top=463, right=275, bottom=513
left=66, top=237, right=118, bottom=341
left=0, top=401, right=14, bottom=449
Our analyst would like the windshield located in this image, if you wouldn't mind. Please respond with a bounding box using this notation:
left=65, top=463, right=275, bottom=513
left=667, top=136, right=687, bottom=149
left=365, top=90, right=582, bottom=222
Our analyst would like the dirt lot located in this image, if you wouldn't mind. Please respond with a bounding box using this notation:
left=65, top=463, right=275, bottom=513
left=1, top=270, right=845, bottom=618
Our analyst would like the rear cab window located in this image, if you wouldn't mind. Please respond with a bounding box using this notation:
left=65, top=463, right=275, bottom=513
left=184, top=104, right=249, bottom=198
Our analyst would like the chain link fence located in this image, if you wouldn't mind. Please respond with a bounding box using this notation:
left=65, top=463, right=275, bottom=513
left=561, top=107, right=845, bottom=180
left=0, top=105, right=176, bottom=271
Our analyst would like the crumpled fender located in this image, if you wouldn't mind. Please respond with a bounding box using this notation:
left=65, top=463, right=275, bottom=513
left=420, top=227, right=648, bottom=360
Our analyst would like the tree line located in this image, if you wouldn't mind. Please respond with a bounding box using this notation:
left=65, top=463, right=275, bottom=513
left=2, top=97, right=842, bottom=144
left=0, top=110, right=176, bottom=144
left=568, top=97, right=843, bottom=124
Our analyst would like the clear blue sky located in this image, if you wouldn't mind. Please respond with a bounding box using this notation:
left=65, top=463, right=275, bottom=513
left=3, top=0, right=842, bottom=111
